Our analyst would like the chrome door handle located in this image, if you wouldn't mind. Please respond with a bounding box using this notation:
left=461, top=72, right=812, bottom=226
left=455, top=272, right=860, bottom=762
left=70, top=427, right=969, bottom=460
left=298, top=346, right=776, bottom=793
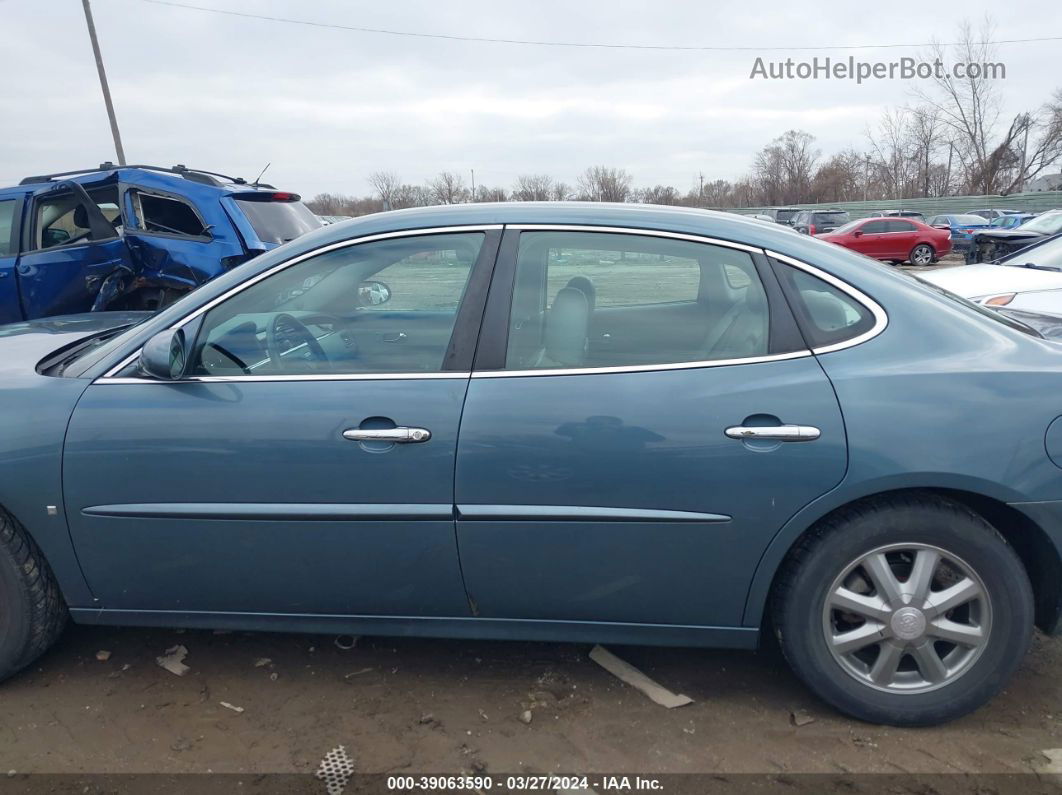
left=725, top=425, right=820, bottom=442
left=342, top=427, right=432, bottom=443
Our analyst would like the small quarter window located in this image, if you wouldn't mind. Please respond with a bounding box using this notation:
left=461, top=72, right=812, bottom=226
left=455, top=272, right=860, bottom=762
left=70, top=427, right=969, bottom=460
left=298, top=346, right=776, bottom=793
left=775, top=263, right=875, bottom=349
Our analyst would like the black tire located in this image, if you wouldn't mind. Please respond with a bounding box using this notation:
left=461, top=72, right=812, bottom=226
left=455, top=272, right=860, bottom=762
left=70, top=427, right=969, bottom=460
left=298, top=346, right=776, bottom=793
left=0, top=507, right=66, bottom=683
left=771, top=493, right=1033, bottom=726
left=909, top=243, right=935, bottom=265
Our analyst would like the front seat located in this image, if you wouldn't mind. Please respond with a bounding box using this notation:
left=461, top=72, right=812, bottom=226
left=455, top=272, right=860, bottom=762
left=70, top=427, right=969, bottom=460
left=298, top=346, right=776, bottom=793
left=532, top=286, right=590, bottom=368
left=564, top=276, right=596, bottom=312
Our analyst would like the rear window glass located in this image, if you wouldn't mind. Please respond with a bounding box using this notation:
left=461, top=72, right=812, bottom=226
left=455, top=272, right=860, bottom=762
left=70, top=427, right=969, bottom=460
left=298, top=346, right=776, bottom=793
left=233, top=198, right=322, bottom=244
left=775, top=263, right=875, bottom=348
left=134, top=192, right=208, bottom=237
left=814, top=212, right=849, bottom=224
left=774, top=209, right=798, bottom=222
left=951, top=214, right=988, bottom=225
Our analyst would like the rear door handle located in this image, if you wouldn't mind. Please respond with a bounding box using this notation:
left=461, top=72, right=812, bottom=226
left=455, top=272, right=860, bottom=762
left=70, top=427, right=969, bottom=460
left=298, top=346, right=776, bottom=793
left=343, top=427, right=432, bottom=443
left=725, top=425, right=820, bottom=442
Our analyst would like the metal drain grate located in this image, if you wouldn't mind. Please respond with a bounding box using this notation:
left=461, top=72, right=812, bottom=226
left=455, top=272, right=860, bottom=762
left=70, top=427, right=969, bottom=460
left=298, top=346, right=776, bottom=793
left=315, top=744, right=355, bottom=795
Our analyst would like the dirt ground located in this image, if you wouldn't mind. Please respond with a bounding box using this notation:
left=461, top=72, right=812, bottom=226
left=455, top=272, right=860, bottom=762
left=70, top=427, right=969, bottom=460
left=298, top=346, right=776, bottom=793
left=0, top=622, right=1059, bottom=778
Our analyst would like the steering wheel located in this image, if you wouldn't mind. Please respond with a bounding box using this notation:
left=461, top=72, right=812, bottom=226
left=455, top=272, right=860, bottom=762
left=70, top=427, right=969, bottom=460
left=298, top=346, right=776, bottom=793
left=265, top=313, right=329, bottom=372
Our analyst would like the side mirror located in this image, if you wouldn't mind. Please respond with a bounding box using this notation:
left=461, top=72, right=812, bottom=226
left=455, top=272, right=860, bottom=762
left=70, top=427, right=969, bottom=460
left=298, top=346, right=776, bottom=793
left=852, top=229, right=864, bottom=237
left=357, top=280, right=392, bottom=307
left=138, top=328, right=188, bottom=380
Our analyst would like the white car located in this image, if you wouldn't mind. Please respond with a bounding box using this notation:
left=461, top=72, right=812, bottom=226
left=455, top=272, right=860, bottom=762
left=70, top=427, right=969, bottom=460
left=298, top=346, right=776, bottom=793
left=918, top=234, right=1062, bottom=315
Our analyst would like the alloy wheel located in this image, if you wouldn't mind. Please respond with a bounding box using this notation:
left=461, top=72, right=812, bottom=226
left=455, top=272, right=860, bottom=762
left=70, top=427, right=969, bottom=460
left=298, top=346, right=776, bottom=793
left=822, top=543, right=992, bottom=694
left=911, top=245, right=933, bottom=265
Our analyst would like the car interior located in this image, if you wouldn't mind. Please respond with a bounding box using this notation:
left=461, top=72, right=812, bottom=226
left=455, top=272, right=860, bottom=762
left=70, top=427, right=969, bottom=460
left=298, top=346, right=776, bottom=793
left=192, top=232, right=483, bottom=376
left=505, top=233, right=771, bottom=370
left=35, top=187, right=121, bottom=250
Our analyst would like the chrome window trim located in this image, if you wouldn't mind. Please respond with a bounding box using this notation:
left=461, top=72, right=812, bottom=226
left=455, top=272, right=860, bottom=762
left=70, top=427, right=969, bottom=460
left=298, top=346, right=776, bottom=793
left=473, top=350, right=811, bottom=379
left=98, top=225, right=502, bottom=383
left=766, top=249, right=889, bottom=354
left=507, top=224, right=761, bottom=253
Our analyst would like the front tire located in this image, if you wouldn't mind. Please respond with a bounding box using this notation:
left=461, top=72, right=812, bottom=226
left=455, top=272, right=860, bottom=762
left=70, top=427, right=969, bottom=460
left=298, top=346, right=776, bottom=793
left=0, top=507, right=66, bottom=683
left=771, top=494, right=1033, bottom=726
left=909, top=244, right=935, bottom=265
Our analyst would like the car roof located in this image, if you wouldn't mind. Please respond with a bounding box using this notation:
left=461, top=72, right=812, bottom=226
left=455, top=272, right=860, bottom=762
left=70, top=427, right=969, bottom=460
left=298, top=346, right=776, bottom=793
left=3, top=165, right=282, bottom=197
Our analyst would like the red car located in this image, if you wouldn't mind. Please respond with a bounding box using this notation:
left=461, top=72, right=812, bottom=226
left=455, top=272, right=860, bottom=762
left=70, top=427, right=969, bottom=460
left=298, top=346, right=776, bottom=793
left=816, top=217, right=952, bottom=265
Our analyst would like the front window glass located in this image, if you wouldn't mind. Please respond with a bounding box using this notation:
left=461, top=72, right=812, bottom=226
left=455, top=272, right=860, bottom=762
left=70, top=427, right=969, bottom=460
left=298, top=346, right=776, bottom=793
left=34, top=187, right=120, bottom=250
left=861, top=220, right=888, bottom=234
left=504, top=231, right=769, bottom=370
left=191, top=232, right=483, bottom=376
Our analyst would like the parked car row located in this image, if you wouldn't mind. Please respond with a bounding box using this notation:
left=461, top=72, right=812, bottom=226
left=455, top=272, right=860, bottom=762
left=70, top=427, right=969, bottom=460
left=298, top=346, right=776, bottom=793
left=0, top=163, right=321, bottom=324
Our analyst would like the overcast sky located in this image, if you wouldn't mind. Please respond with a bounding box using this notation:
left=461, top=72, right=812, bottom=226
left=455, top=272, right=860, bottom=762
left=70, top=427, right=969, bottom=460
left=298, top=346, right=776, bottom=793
left=1, top=0, right=1059, bottom=198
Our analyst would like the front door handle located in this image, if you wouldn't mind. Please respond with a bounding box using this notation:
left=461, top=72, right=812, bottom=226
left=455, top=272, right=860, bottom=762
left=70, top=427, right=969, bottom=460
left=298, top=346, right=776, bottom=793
left=343, top=427, right=432, bottom=443
left=725, top=425, right=820, bottom=442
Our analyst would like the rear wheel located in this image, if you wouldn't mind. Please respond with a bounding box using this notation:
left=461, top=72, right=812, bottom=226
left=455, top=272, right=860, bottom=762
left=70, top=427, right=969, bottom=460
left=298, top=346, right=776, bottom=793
left=909, top=244, right=934, bottom=265
left=0, top=507, right=66, bottom=683
left=772, top=494, right=1033, bottom=726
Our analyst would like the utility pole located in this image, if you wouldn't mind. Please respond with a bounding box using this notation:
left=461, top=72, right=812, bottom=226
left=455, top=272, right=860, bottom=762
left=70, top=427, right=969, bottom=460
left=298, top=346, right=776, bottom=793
left=470, top=169, right=476, bottom=202
left=81, top=0, right=126, bottom=165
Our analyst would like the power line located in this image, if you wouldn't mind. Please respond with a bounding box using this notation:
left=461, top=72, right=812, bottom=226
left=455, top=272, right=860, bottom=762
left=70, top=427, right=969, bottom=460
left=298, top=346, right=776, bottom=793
left=136, top=0, right=1062, bottom=52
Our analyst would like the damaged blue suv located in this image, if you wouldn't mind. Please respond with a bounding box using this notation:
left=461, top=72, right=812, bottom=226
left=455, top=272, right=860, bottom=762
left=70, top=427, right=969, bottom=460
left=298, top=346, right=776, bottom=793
left=0, top=163, right=322, bottom=323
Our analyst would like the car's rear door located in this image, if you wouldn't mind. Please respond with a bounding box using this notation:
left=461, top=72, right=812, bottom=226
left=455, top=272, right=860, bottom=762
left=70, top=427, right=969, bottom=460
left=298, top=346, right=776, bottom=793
left=0, top=195, right=23, bottom=324
left=120, top=185, right=248, bottom=307
left=64, top=227, right=501, bottom=616
left=453, top=227, right=857, bottom=629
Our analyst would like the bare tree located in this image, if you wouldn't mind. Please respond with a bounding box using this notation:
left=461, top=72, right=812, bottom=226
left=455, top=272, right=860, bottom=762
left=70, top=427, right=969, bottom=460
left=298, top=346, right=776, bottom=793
left=576, top=166, right=633, bottom=202
left=639, top=185, right=680, bottom=205
left=550, top=181, right=574, bottom=201
left=909, top=106, right=943, bottom=196
left=752, top=130, right=820, bottom=204
left=474, top=186, right=508, bottom=202
left=914, top=20, right=1062, bottom=194
left=512, top=174, right=553, bottom=201
left=306, top=192, right=353, bottom=215
left=427, top=172, right=469, bottom=205
left=810, top=150, right=866, bottom=203
left=391, top=184, right=430, bottom=210
left=866, top=108, right=916, bottom=200
left=368, top=171, right=401, bottom=209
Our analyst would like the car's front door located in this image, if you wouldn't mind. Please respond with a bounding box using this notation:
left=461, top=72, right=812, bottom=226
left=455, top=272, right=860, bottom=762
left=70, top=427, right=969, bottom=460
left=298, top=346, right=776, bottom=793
left=854, top=219, right=890, bottom=258
left=64, top=228, right=500, bottom=615
left=17, top=179, right=134, bottom=318
left=0, top=196, right=23, bottom=324
left=454, top=229, right=854, bottom=628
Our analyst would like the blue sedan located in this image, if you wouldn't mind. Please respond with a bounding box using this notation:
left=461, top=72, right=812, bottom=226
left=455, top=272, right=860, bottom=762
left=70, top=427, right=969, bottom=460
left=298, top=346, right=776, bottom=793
left=1, top=203, right=1059, bottom=727
left=927, top=213, right=994, bottom=261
